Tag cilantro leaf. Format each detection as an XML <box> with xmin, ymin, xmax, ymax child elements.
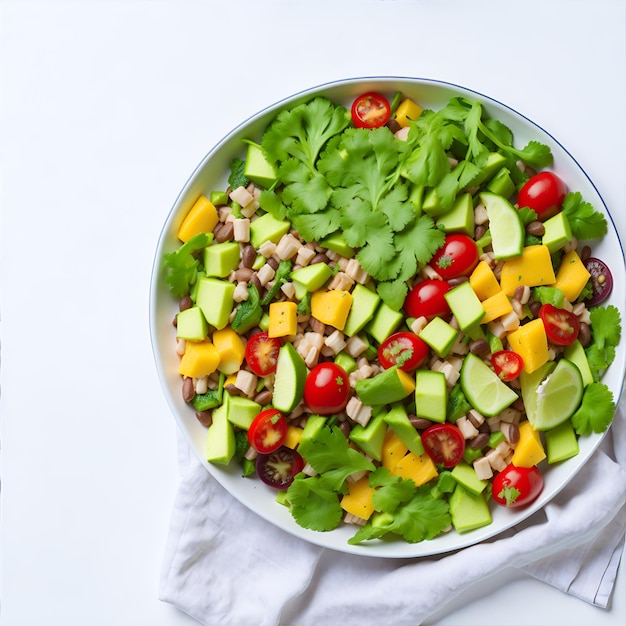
<box><xmin>279</xmin><ymin>159</ymin><xmax>331</xmax><ymax>214</ymax></box>
<box><xmin>376</xmin><ymin>279</ymin><xmax>408</xmax><ymax>312</ymax></box>
<box><xmin>369</xmin><ymin>467</ymin><xmax>415</xmax><ymax>513</ymax></box>
<box><xmin>562</xmin><ymin>192</ymin><xmax>608</xmax><ymax>241</ymax></box>
<box><xmin>163</xmin><ymin>232</ymin><xmax>210</xmax><ymax>298</ymax></box>
<box><xmin>287</xmin><ymin>474</ymin><xmax>344</xmax><ymax>532</ymax></box>
<box><xmin>228</xmin><ymin>157</ymin><xmax>249</xmax><ymax>189</ymax></box>
<box><xmin>589</xmin><ymin>305</ymin><xmax>621</xmax><ymax>352</ymax></box>
<box><xmin>571</xmin><ymin>382</ymin><xmax>616</xmax><ymax>435</ymax></box>
<box><xmin>291</xmin><ymin>208</ymin><xmax>341</xmax><ymax>242</ymax></box>
<box><xmin>258</xmin><ymin>189</ymin><xmax>287</xmax><ymax>220</ymax></box>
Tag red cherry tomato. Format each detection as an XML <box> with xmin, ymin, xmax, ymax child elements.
<box><xmin>303</xmin><ymin>362</ymin><xmax>350</xmax><ymax>416</ymax></box>
<box><xmin>491</xmin><ymin>350</ymin><xmax>524</xmax><ymax>382</ymax></box>
<box><xmin>245</xmin><ymin>332</ymin><xmax>281</xmax><ymax>376</ymax></box>
<box><xmin>247</xmin><ymin>408</ymin><xmax>287</xmax><ymax>454</ymax></box>
<box><xmin>421</xmin><ymin>423</ymin><xmax>465</xmax><ymax>468</ymax></box>
<box><xmin>492</xmin><ymin>463</ymin><xmax>544</xmax><ymax>508</ymax></box>
<box><xmin>378</xmin><ymin>331</ymin><xmax>429</xmax><ymax>372</ymax></box>
<box><xmin>255</xmin><ymin>446</ymin><xmax>304</xmax><ymax>490</ymax></box>
<box><xmin>517</xmin><ymin>172</ymin><xmax>567</xmax><ymax>221</ymax></box>
<box><xmin>583</xmin><ymin>257</ymin><xmax>613</xmax><ymax>306</ymax></box>
<box><xmin>403</xmin><ymin>279</ymin><xmax>451</xmax><ymax>319</ymax></box>
<box><xmin>538</xmin><ymin>303</ymin><xmax>580</xmax><ymax>346</ymax></box>
<box><xmin>428</xmin><ymin>234</ymin><xmax>479</xmax><ymax>280</ymax></box>
<box><xmin>351</xmin><ymin>92</ymin><xmax>391</xmax><ymax>129</ymax></box>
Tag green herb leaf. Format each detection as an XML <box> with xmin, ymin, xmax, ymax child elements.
<box><xmin>163</xmin><ymin>232</ymin><xmax>210</xmax><ymax>298</ymax></box>
<box><xmin>571</xmin><ymin>382</ymin><xmax>616</xmax><ymax>435</ymax></box>
<box><xmin>562</xmin><ymin>192</ymin><xmax>608</xmax><ymax>241</ymax></box>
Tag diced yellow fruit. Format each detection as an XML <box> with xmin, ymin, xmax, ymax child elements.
<box><xmin>340</xmin><ymin>475</ymin><xmax>376</xmax><ymax>520</ymax></box>
<box><xmin>224</xmin><ymin>374</ymin><xmax>237</xmax><ymax>388</ymax></box>
<box><xmin>268</xmin><ymin>301</ymin><xmax>298</xmax><ymax>338</ymax></box>
<box><xmin>500</xmin><ymin>245</ymin><xmax>556</xmax><ymax>296</ymax></box>
<box><xmin>506</xmin><ymin>318</ymin><xmax>549</xmax><ymax>374</ymax></box>
<box><xmin>178</xmin><ymin>341</ymin><xmax>220</xmax><ymax>378</ymax></box>
<box><xmin>177</xmin><ymin>195</ymin><xmax>219</xmax><ymax>243</ymax></box>
<box><xmin>394</xmin><ymin>98</ymin><xmax>423</xmax><ymax>128</ymax></box>
<box><xmin>381</xmin><ymin>429</ymin><xmax>409</xmax><ymax>471</ymax></box>
<box><xmin>481</xmin><ymin>291</ymin><xmax>513</xmax><ymax>324</ymax></box>
<box><xmin>212</xmin><ymin>327</ymin><xmax>245</xmax><ymax>375</ymax></box>
<box><xmin>397</xmin><ymin>368</ymin><xmax>417</xmax><ymax>395</ymax></box>
<box><xmin>550</xmin><ymin>250</ymin><xmax>591</xmax><ymax>302</ymax></box>
<box><xmin>310</xmin><ymin>289</ymin><xmax>353</xmax><ymax>330</ymax></box>
<box><xmin>284</xmin><ymin>425</ymin><xmax>304</xmax><ymax>449</ymax></box>
<box><xmin>511</xmin><ymin>421</ymin><xmax>546</xmax><ymax>468</ymax></box>
<box><xmin>392</xmin><ymin>452</ymin><xmax>439</xmax><ymax>487</ymax></box>
<box><xmin>469</xmin><ymin>261</ymin><xmax>502</xmax><ymax>300</ymax></box>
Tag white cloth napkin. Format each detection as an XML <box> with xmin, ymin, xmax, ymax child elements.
<box><xmin>159</xmin><ymin>395</ymin><xmax>626</xmax><ymax>626</ymax></box>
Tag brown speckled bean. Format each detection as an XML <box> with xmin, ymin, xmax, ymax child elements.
<box><xmin>182</xmin><ymin>377</ymin><xmax>195</xmax><ymax>403</ymax></box>
<box><xmin>253</xmin><ymin>390</ymin><xmax>273</xmax><ymax>406</ymax></box>
<box><xmin>214</xmin><ymin>221</ymin><xmax>234</xmax><ymax>242</ymax></box>
<box><xmin>526</xmin><ymin>220</ymin><xmax>545</xmax><ymax>237</ymax></box>
<box><xmin>241</xmin><ymin>245</ymin><xmax>257</xmax><ymax>268</ymax></box>
<box><xmin>578</xmin><ymin>322</ymin><xmax>592</xmax><ymax>347</ymax></box>
<box><xmin>234</xmin><ymin>267</ymin><xmax>254</xmax><ymax>282</ymax></box>
<box><xmin>195</xmin><ymin>410</ymin><xmax>213</xmax><ymax>427</ymax></box>
<box><xmin>469</xmin><ymin>432</ymin><xmax>490</xmax><ymax>450</ymax></box>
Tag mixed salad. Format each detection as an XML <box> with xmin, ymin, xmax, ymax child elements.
<box><xmin>163</xmin><ymin>88</ymin><xmax>621</xmax><ymax>546</ymax></box>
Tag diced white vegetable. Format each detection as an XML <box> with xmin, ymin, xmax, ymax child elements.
<box><xmin>410</xmin><ymin>316</ymin><xmax>428</xmax><ymax>335</ymax></box>
<box><xmin>485</xmin><ymin>447</ymin><xmax>507</xmax><ymax>472</ymax></box>
<box><xmin>328</xmin><ymin>271</ymin><xmax>355</xmax><ymax>291</ymax></box>
<box><xmin>229</xmin><ymin>185</ymin><xmax>254</xmax><ymax>207</ymax></box>
<box><xmin>275</xmin><ymin>233</ymin><xmax>302</xmax><ymax>260</ymax></box>
<box><xmin>258</xmin><ymin>240</ymin><xmax>276</xmax><ymax>258</ymax></box>
<box><xmin>345</xmin><ymin>335</ymin><xmax>369</xmax><ymax>358</ymax></box>
<box><xmin>468</xmin><ymin>409</ymin><xmax>485</xmax><ymax>426</ymax></box>
<box><xmin>344</xmin><ymin>258</ymin><xmax>369</xmax><ymax>284</ymax></box>
<box><xmin>296</xmin><ymin>245</ymin><xmax>316</xmax><ymax>266</ymax></box>
<box><xmin>346</xmin><ymin>396</ymin><xmax>372</xmax><ymax>427</ymax></box>
<box><xmin>256</xmin><ymin>263</ymin><xmax>276</xmax><ymax>286</ymax></box>
<box><xmin>234</xmin><ymin>370</ymin><xmax>258</xmax><ymax>397</ymax></box>
<box><xmin>324</xmin><ymin>329</ymin><xmax>347</xmax><ymax>355</ymax></box>
<box><xmin>456</xmin><ymin>416</ymin><xmax>479</xmax><ymax>439</ymax></box>
<box><xmin>233</xmin><ymin>218</ymin><xmax>251</xmax><ymax>242</ymax></box>
<box><xmin>233</xmin><ymin>281</ymin><xmax>249</xmax><ymax>303</ymax></box>
<box><xmin>473</xmin><ymin>456</ymin><xmax>493</xmax><ymax>480</ymax></box>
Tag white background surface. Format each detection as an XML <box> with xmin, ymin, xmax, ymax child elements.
<box><xmin>1</xmin><ymin>1</ymin><xmax>624</xmax><ymax>625</ymax></box>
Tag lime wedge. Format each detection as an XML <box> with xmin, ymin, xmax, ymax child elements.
<box><xmin>460</xmin><ymin>352</ymin><xmax>519</xmax><ymax>417</ymax></box>
<box><xmin>520</xmin><ymin>360</ymin><xmax>556</xmax><ymax>423</ymax></box>
<box><xmin>479</xmin><ymin>192</ymin><xmax>524</xmax><ymax>259</ymax></box>
<box><xmin>528</xmin><ymin>358</ymin><xmax>583</xmax><ymax>431</ymax></box>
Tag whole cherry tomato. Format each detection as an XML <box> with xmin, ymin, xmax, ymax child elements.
<box><xmin>403</xmin><ymin>279</ymin><xmax>451</xmax><ymax>319</ymax></box>
<box><xmin>303</xmin><ymin>362</ymin><xmax>350</xmax><ymax>415</ymax></box>
<box><xmin>428</xmin><ymin>234</ymin><xmax>479</xmax><ymax>280</ymax></box>
<box><xmin>351</xmin><ymin>92</ymin><xmax>391</xmax><ymax>129</ymax></box>
<box><xmin>492</xmin><ymin>463</ymin><xmax>544</xmax><ymax>508</ymax></box>
<box><xmin>538</xmin><ymin>303</ymin><xmax>580</xmax><ymax>346</ymax></box>
<box><xmin>378</xmin><ymin>331</ymin><xmax>429</xmax><ymax>372</ymax></box>
<box><xmin>517</xmin><ymin>171</ymin><xmax>567</xmax><ymax>221</ymax></box>
<box><xmin>421</xmin><ymin>423</ymin><xmax>465</xmax><ymax>468</ymax></box>
<box><xmin>491</xmin><ymin>350</ymin><xmax>524</xmax><ymax>381</ymax></box>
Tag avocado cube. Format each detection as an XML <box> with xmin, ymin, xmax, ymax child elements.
<box><xmin>176</xmin><ymin>306</ymin><xmax>208</xmax><ymax>342</ymax></box>
<box><xmin>249</xmin><ymin>213</ymin><xmax>291</xmax><ymax>249</ymax></box>
<box><xmin>225</xmin><ymin>394</ymin><xmax>261</xmax><ymax>430</ymax></box>
<box><xmin>300</xmin><ymin>415</ymin><xmax>327</xmax><ymax>446</ymax></box>
<box><xmin>320</xmin><ymin>232</ymin><xmax>355</xmax><ymax>258</ymax></box>
<box><xmin>196</xmin><ymin>276</ymin><xmax>236</xmax><ymax>330</ymax></box>
<box><xmin>436</xmin><ymin>192</ymin><xmax>475</xmax><ymax>236</ymax></box>
<box><xmin>205</xmin><ymin>397</ymin><xmax>236</xmax><ymax>465</ymax></box>
<box><xmin>291</xmin><ymin>262</ymin><xmax>333</xmax><ymax>292</ymax></box>
<box><xmin>444</xmin><ymin>281</ymin><xmax>485</xmax><ymax>333</ymax></box>
<box><xmin>486</xmin><ymin>167</ymin><xmax>515</xmax><ymax>199</ymax></box>
<box><xmin>244</xmin><ymin>143</ymin><xmax>277</xmax><ymax>189</ymax></box>
<box><xmin>344</xmin><ymin>284</ymin><xmax>381</xmax><ymax>337</ymax></box>
<box><xmin>545</xmin><ymin>421</ymin><xmax>580</xmax><ymax>464</ymax></box>
<box><xmin>415</xmin><ymin>370</ymin><xmax>447</xmax><ymax>423</ymax></box>
<box><xmin>349</xmin><ymin>414</ymin><xmax>387</xmax><ymax>461</ymax></box>
<box><xmin>472</xmin><ymin>152</ymin><xmax>507</xmax><ymax>187</ymax></box>
<box><xmin>382</xmin><ymin>402</ymin><xmax>424</xmax><ymax>455</ymax></box>
<box><xmin>449</xmin><ymin>485</ymin><xmax>492</xmax><ymax>533</ymax></box>
<box><xmin>419</xmin><ymin>317</ymin><xmax>458</xmax><ymax>357</ymax></box>
<box><xmin>365</xmin><ymin>301</ymin><xmax>403</xmax><ymax>344</ymax></box>
<box><xmin>542</xmin><ymin>212</ymin><xmax>573</xmax><ymax>254</ymax></box>
<box><xmin>204</xmin><ymin>242</ymin><xmax>241</xmax><ymax>278</ymax></box>
<box><xmin>450</xmin><ymin>461</ymin><xmax>488</xmax><ymax>495</ymax></box>
<box><xmin>422</xmin><ymin>188</ymin><xmax>449</xmax><ymax>217</ymax></box>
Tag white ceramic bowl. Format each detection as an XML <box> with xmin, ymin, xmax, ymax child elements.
<box><xmin>150</xmin><ymin>77</ymin><xmax>625</xmax><ymax>558</ymax></box>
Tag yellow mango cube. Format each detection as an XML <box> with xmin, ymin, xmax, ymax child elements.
<box><xmin>394</xmin><ymin>98</ymin><xmax>423</xmax><ymax>128</ymax></box>
<box><xmin>381</xmin><ymin>430</ymin><xmax>409</xmax><ymax>471</ymax></box>
<box><xmin>212</xmin><ymin>327</ymin><xmax>245</xmax><ymax>375</ymax></box>
<box><xmin>551</xmin><ymin>250</ymin><xmax>591</xmax><ymax>302</ymax></box>
<box><xmin>268</xmin><ymin>301</ymin><xmax>298</xmax><ymax>338</ymax></box>
<box><xmin>506</xmin><ymin>318</ymin><xmax>549</xmax><ymax>374</ymax></box>
<box><xmin>310</xmin><ymin>289</ymin><xmax>353</xmax><ymax>330</ymax></box>
<box><xmin>341</xmin><ymin>474</ymin><xmax>376</xmax><ymax>520</ymax></box>
<box><xmin>500</xmin><ymin>245</ymin><xmax>556</xmax><ymax>296</ymax></box>
<box><xmin>284</xmin><ymin>425</ymin><xmax>304</xmax><ymax>450</ymax></box>
<box><xmin>178</xmin><ymin>341</ymin><xmax>220</xmax><ymax>378</ymax></box>
<box><xmin>392</xmin><ymin>451</ymin><xmax>439</xmax><ymax>487</ymax></box>
<box><xmin>511</xmin><ymin>421</ymin><xmax>546</xmax><ymax>468</ymax></box>
<box><xmin>177</xmin><ymin>195</ymin><xmax>219</xmax><ymax>243</ymax></box>
<box><xmin>481</xmin><ymin>291</ymin><xmax>513</xmax><ymax>324</ymax></box>
<box><xmin>469</xmin><ymin>261</ymin><xmax>501</xmax><ymax>301</ymax></box>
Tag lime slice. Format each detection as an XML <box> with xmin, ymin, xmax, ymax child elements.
<box><xmin>529</xmin><ymin>358</ymin><xmax>583</xmax><ymax>431</ymax></box>
<box><xmin>460</xmin><ymin>352</ymin><xmax>519</xmax><ymax>417</ymax></box>
<box><xmin>520</xmin><ymin>360</ymin><xmax>556</xmax><ymax>423</ymax></box>
<box><xmin>479</xmin><ymin>192</ymin><xmax>524</xmax><ymax>259</ymax></box>
<box><xmin>272</xmin><ymin>342</ymin><xmax>307</xmax><ymax>413</ymax></box>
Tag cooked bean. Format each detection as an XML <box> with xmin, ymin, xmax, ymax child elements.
<box><xmin>339</xmin><ymin>421</ymin><xmax>352</xmax><ymax>438</ymax></box>
<box><xmin>578</xmin><ymin>322</ymin><xmax>592</xmax><ymax>347</ymax></box>
<box><xmin>179</xmin><ymin>294</ymin><xmax>193</xmax><ymax>311</ymax></box>
<box><xmin>410</xmin><ymin>416</ymin><xmax>433</xmax><ymax>430</ymax></box>
<box><xmin>478</xmin><ymin>421</ymin><xmax>491</xmax><ymax>434</ymax></box>
<box><xmin>250</xmin><ymin>273</ymin><xmax>262</xmax><ymax>293</ymax></box>
<box><xmin>234</xmin><ymin>267</ymin><xmax>254</xmax><ymax>282</ymax></box>
<box><xmin>529</xmin><ymin>301</ymin><xmax>542</xmax><ymax>318</ymax></box>
<box><xmin>241</xmin><ymin>244</ymin><xmax>257</xmax><ymax>268</ymax></box>
<box><xmin>474</xmin><ymin>224</ymin><xmax>487</xmax><ymax>240</ymax></box>
<box><xmin>310</xmin><ymin>253</ymin><xmax>330</xmax><ymax>265</ymax></box>
<box><xmin>469</xmin><ymin>338</ymin><xmax>490</xmax><ymax>357</ymax></box>
<box><xmin>195</xmin><ymin>410</ymin><xmax>213</xmax><ymax>427</ymax></box>
<box><xmin>526</xmin><ymin>220</ymin><xmax>545</xmax><ymax>236</ymax></box>
<box><xmin>447</xmin><ymin>276</ymin><xmax>468</xmax><ymax>287</ymax></box>
<box><xmin>500</xmin><ymin>422</ymin><xmax>520</xmax><ymax>445</ymax></box>
<box><xmin>224</xmin><ymin>383</ymin><xmax>242</xmax><ymax>396</ymax></box>
<box><xmin>182</xmin><ymin>377</ymin><xmax>195</xmax><ymax>403</ymax></box>
<box><xmin>266</xmin><ymin>257</ymin><xmax>279</xmax><ymax>270</ymax></box>
<box><xmin>386</xmin><ymin>119</ymin><xmax>402</xmax><ymax>134</ymax></box>
<box><xmin>580</xmin><ymin>245</ymin><xmax>592</xmax><ymax>262</ymax></box>
<box><xmin>469</xmin><ymin>432</ymin><xmax>490</xmax><ymax>450</ymax></box>
<box><xmin>253</xmin><ymin>390</ymin><xmax>273</xmax><ymax>405</ymax></box>
<box><xmin>214</xmin><ymin>221</ymin><xmax>234</xmax><ymax>242</ymax></box>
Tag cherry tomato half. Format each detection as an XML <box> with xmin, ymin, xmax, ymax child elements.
<box><xmin>538</xmin><ymin>303</ymin><xmax>580</xmax><ymax>346</ymax></box>
<box><xmin>351</xmin><ymin>92</ymin><xmax>391</xmax><ymax>129</ymax></box>
<box><xmin>247</xmin><ymin>408</ymin><xmax>287</xmax><ymax>454</ymax></box>
<box><xmin>303</xmin><ymin>362</ymin><xmax>350</xmax><ymax>416</ymax></box>
<box><xmin>255</xmin><ymin>446</ymin><xmax>304</xmax><ymax>490</ymax></box>
<box><xmin>583</xmin><ymin>257</ymin><xmax>613</xmax><ymax>306</ymax></box>
<box><xmin>421</xmin><ymin>423</ymin><xmax>465</xmax><ymax>468</ymax></box>
<box><xmin>428</xmin><ymin>234</ymin><xmax>479</xmax><ymax>280</ymax></box>
<box><xmin>378</xmin><ymin>331</ymin><xmax>429</xmax><ymax>372</ymax></box>
<box><xmin>245</xmin><ymin>332</ymin><xmax>281</xmax><ymax>376</ymax></box>
<box><xmin>492</xmin><ymin>463</ymin><xmax>544</xmax><ymax>508</ymax></box>
<box><xmin>491</xmin><ymin>350</ymin><xmax>524</xmax><ymax>382</ymax></box>
<box><xmin>403</xmin><ymin>279</ymin><xmax>451</xmax><ymax>319</ymax></box>
<box><xmin>516</xmin><ymin>172</ymin><xmax>567</xmax><ymax>221</ymax></box>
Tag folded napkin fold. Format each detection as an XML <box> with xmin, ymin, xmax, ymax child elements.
<box><xmin>160</xmin><ymin>395</ymin><xmax>626</xmax><ymax>626</ymax></box>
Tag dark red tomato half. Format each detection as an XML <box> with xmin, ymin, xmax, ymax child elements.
<box><xmin>378</xmin><ymin>331</ymin><xmax>429</xmax><ymax>372</ymax></box>
<box><xmin>538</xmin><ymin>303</ymin><xmax>580</xmax><ymax>346</ymax></box>
<box><xmin>245</xmin><ymin>332</ymin><xmax>281</xmax><ymax>376</ymax></box>
<box><xmin>428</xmin><ymin>234</ymin><xmax>479</xmax><ymax>280</ymax></box>
<box><xmin>247</xmin><ymin>408</ymin><xmax>287</xmax><ymax>454</ymax></box>
<box><xmin>303</xmin><ymin>362</ymin><xmax>350</xmax><ymax>416</ymax></box>
<box><xmin>351</xmin><ymin>92</ymin><xmax>391</xmax><ymax>129</ymax></box>
<box><xmin>492</xmin><ymin>463</ymin><xmax>544</xmax><ymax>508</ymax></box>
<box><xmin>517</xmin><ymin>172</ymin><xmax>567</xmax><ymax>221</ymax></box>
<box><xmin>255</xmin><ymin>446</ymin><xmax>304</xmax><ymax>490</ymax></box>
<box><xmin>421</xmin><ymin>423</ymin><xmax>465</xmax><ymax>468</ymax></box>
<box><xmin>491</xmin><ymin>350</ymin><xmax>524</xmax><ymax>382</ymax></box>
<box><xmin>404</xmin><ymin>279</ymin><xmax>451</xmax><ymax>319</ymax></box>
<box><xmin>583</xmin><ymin>257</ymin><xmax>613</xmax><ymax>306</ymax></box>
